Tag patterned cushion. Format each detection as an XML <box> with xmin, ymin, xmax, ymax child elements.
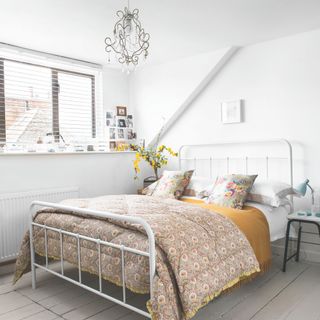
<box><xmin>207</xmin><ymin>174</ymin><xmax>257</xmax><ymax>209</ymax></box>
<box><xmin>142</xmin><ymin>170</ymin><xmax>194</xmax><ymax>199</ymax></box>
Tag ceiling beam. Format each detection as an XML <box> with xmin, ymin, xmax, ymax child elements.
<box><xmin>148</xmin><ymin>46</ymin><xmax>239</xmax><ymax>148</ymax></box>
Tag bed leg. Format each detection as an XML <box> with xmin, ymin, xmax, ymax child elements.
<box><xmin>30</xmin><ymin>205</ymin><xmax>37</xmax><ymax>289</ymax></box>
<box><xmin>31</xmin><ymin>257</ymin><xmax>36</xmax><ymax>289</ymax></box>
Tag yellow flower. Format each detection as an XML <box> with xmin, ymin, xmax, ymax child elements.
<box><xmin>158</xmin><ymin>145</ymin><xmax>165</xmax><ymax>152</ymax></box>
<box><xmin>132</xmin><ymin>144</ymin><xmax>177</xmax><ymax>179</ymax></box>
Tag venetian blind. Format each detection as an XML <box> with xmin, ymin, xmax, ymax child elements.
<box><xmin>0</xmin><ymin>43</ymin><xmax>103</xmax><ymax>151</ymax></box>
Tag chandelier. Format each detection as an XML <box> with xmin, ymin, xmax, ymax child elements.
<box><xmin>104</xmin><ymin>1</ymin><xmax>150</xmax><ymax>70</ymax></box>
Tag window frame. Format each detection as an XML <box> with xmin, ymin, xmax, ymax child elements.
<box><xmin>0</xmin><ymin>57</ymin><xmax>96</xmax><ymax>146</ymax></box>
<box><xmin>0</xmin><ymin>58</ymin><xmax>5</xmax><ymax>145</ymax></box>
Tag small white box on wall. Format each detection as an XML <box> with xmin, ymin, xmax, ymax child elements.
<box><xmin>221</xmin><ymin>99</ymin><xmax>243</xmax><ymax>124</ymax></box>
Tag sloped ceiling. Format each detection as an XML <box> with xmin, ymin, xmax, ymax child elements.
<box><xmin>0</xmin><ymin>0</ymin><xmax>320</xmax><ymax>66</ymax></box>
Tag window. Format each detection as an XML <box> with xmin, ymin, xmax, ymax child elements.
<box><xmin>0</xmin><ymin>45</ymin><xmax>102</xmax><ymax>152</ymax></box>
<box><xmin>2</xmin><ymin>60</ymin><xmax>53</xmax><ymax>145</ymax></box>
<box><xmin>57</xmin><ymin>72</ymin><xmax>95</xmax><ymax>143</ymax></box>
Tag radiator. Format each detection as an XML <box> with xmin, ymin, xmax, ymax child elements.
<box><xmin>0</xmin><ymin>187</ymin><xmax>79</xmax><ymax>263</ymax></box>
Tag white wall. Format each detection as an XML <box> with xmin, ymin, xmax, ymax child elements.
<box><xmin>0</xmin><ymin>153</ymin><xmax>138</xmax><ymax>197</ymax></box>
<box><xmin>103</xmin><ymin>67</ymin><xmax>129</xmax><ymax>113</ymax></box>
<box><xmin>130</xmin><ymin>29</ymin><xmax>320</xmax><ymax>189</ymax></box>
<box><xmin>129</xmin><ymin>48</ymin><xmax>230</xmax><ymax>142</ymax></box>
<box><xmin>0</xmin><ymin>67</ymin><xmax>133</xmax><ymax>197</ymax></box>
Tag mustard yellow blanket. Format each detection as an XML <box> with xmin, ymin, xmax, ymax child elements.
<box><xmin>181</xmin><ymin>198</ymin><xmax>272</xmax><ymax>272</ymax></box>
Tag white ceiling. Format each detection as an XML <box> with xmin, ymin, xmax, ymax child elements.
<box><xmin>1</xmin><ymin>0</ymin><xmax>320</xmax><ymax>66</ymax></box>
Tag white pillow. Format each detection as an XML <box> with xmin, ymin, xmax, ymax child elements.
<box><xmin>182</xmin><ymin>176</ymin><xmax>214</xmax><ymax>197</ymax></box>
<box><xmin>246</xmin><ymin>180</ymin><xmax>300</xmax><ymax>207</ymax></box>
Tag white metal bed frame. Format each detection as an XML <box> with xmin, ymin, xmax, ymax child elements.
<box><xmin>29</xmin><ymin>139</ymin><xmax>293</xmax><ymax>319</ymax></box>
<box><xmin>179</xmin><ymin>139</ymin><xmax>293</xmax><ymax>186</ymax></box>
<box><xmin>29</xmin><ymin>201</ymin><xmax>156</xmax><ymax>318</ymax></box>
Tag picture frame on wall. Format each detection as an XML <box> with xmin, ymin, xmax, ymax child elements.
<box><xmin>106</xmin><ymin>117</ymin><xmax>116</xmax><ymax>127</ymax></box>
<box><xmin>221</xmin><ymin>100</ymin><xmax>243</xmax><ymax>124</ymax></box>
<box><xmin>117</xmin><ymin>128</ymin><xmax>125</xmax><ymax>139</ymax></box>
<box><xmin>109</xmin><ymin>128</ymin><xmax>116</xmax><ymax>140</ymax></box>
<box><xmin>116</xmin><ymin>141</ymin><xmax>129</xmax><ymax>151</ymax></box>
<box><xmin>106</xmin><ymin>110</ymin><xmax>114</xmax><ymax>119</ymax></box>
<box><xmin>116</xmin><ymin>106</ymin><xmax>127</xmax><ymax>116</ymax></box>
<box><xmin>127</xmin><ymin>115</ymin><xmax>133</xmax><ymax>128</ymax></box>
<box><xmin>127</xmin><ymin>129</ymin><xmax>134</xmax><ymax>140</ymax></box>
<box><xmin>118</xmin><ymin>119</ymin><xmax>126</xmax><ymax>127</ymax></box>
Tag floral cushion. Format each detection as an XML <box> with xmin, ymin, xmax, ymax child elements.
<box><xmin>142</xmin><ymin>170</ymin><xmax>194</xmax><ymax>199</ymax></box>
<box><xmin>207</xmin><ymin>174</ymin><xmax>257</xmax><ymax>209</ymax></box>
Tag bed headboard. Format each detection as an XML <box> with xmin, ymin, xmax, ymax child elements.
<box><xmin>178</xmin><ymin>139</ymin><xmax>293</xmax><ymax>187</ymax></box>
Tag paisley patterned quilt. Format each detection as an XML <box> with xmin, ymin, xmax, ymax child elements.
<box><xmin>14</xmin><ymin>195</ymin><xmax>260</xmax><ymax>320</ymax></box>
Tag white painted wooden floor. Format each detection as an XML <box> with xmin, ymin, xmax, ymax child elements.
<box><xmin>0</xmin><ymin>254</ymin><xmax>319</xmax><ymax>320</ymax></box>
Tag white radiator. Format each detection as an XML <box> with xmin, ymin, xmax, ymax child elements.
<box><xmin>0</xmin><ymin>187</ymin><xmax>79</xmax><ymax>263</ymax></box>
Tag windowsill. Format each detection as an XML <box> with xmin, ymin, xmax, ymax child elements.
<box><xmin>0</xmin><ymin>151</ymin><xmax>135</xmax><ymax>156</ymax></box>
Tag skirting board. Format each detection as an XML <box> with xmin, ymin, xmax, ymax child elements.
<box><xmin>0</xmin><ymin>261</ymin><xmax>15</xmax><ymax>276</ymax></box>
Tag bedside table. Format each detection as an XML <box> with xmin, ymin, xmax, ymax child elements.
<box><xmin>282</xmin><ymin>211</ymin><xmax>320</xmax><ymax>272</ymax></box>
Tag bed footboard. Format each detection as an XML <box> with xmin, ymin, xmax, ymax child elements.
<box><xmin>29</xmin><ymin>201</ymin><xmax>156</xmax><ymax>318</ymax></box>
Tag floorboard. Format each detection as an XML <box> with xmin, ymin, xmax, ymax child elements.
<box><xmin>215</xmin><ymin>264</ymin><xmax>308</xmax><ymax>320</ymax></box>
<box><xmin>0</xmin><ymin>302</ymin><xmax>45</xmax><ymax>320</ymax></box>
<box><xmin>0</xmin><ymin>292</ymin><xmax>31</xmax><ymax>316</ymax></box>
<box><xmin>0</xmin><ymin>257</ymin><xmax>319</xmax><ymax>320</ymax></box>
<box><xmin>251</xmin><ymin>265</ymin><xmax>320</xmax><ymax>320</ymax></box>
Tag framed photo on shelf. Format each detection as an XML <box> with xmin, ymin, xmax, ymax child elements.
<box><xmin>127</xmin><ymin>115</ymin><xmax>133</xmax><ymax>128</ymax></box>
<box><xmin>106</xmin><ymin>117</ymin><xmax>116</xmax><ymax>127</ymax></box>
<box><xmin>221</xmin><ymin>100</ymin><xmax>243</xmax><ymax>124</ymax></box>
<box><xmin>117</xmin><ymin>128</ymin><xmax>125</xmax><ymax>139</ymax></box>
<box><xmin>106</xmin><ymin>110</ymin><xmax>114</xmax><ymax>119</ymax></box>
<box><xmin>116</xmin><ymin>141</ymin><xmax>129</xmax><ymax>151</ymax></box>
<box><xmin>118</xmin><ymin>119</ymin><xmax>126</xmax><ymax>128</ymax></box>
<box><xmin>127</xmin><ymin>129</ymin><xmax>134</xmax><ymax>140</ymax></box>
<box><xmin>109</xmin><ymin>128</ymin><xmax>116</xmax><ymax>140</ymax></box>
<box><xmin>116</xmin><ymin>106</ymin><xmax>127</xmax><ymax>117</ymax></box>
<box><xmin>109</xmin><ymin>141</ymin><xmax>116</xmax><ymax>151</ymax></box>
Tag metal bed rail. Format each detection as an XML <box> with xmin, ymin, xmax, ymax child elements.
<box><xmin>179</xmin><ymin>139</ymin><xmax>293</xmax><ymax>185</ymax></box>
<box><xmin>29</xmin><ymin>201</ymin><xmax>156</xmax><ymax>318</ymax></box>
<box><xmin>178</xmin><ymin>139</ymin><xmax>294</xmax><ymax>205</ymax></box>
